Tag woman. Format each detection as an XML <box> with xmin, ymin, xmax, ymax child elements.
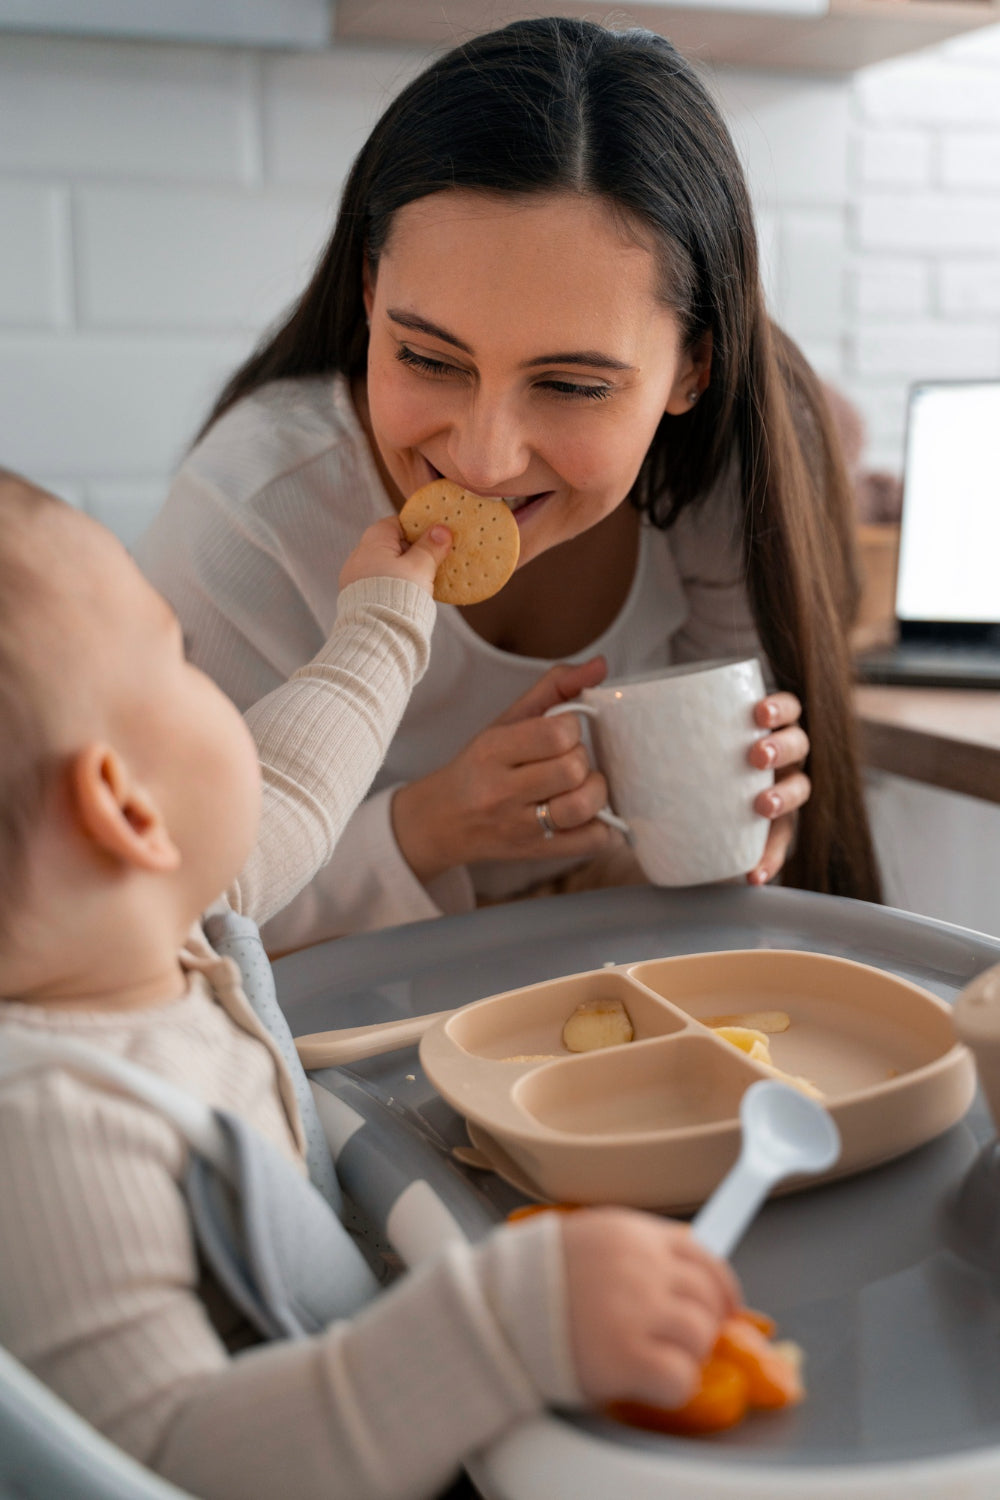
<box><xmin>139</xmin><ymin>17</ymin><xmax>880</xmax><ymax>952</ymax></box>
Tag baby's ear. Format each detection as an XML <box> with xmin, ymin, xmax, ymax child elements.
<box><xmin>70</xmin><ymin>742</ymin><xmax>180</xmax><ymax>873</ymax></box>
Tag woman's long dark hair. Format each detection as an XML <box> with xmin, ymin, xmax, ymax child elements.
<box><xmin>202</xmin><ymin>17</ymin><xmax>881</xmax><ymax>901</ymax></box>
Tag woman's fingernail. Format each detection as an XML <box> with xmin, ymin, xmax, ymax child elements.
<box><xmin>765</xmin><ymin>791</ymin><xmax>782</xmax><ymax>816</ymax></box>
<box><xmin>748</xmin><ymin>866</ymin><xmax>768</xmax><ymax>885</ymax></box>
<box><xmin>429</xmin><ymin>525</ymin><xmax>450</xmax><ymax>543</ymax></box>
<box><xmin>760</xmin><ymin>741</ymin><xmax>777</xmax><ymax>767</ymax></box>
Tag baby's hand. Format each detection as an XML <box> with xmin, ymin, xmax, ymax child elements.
<box><xmin>561</xmin><ymin>1207</ymin><xmax>741</xmax><ymax>1409</ymax></box>
<box><xmin>339</xmin><ymin>517</ymin><xmax>452</xmax><ymax>595</ymax></box>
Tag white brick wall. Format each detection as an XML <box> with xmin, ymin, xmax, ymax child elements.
<box><xmin>2</xmin><ymin>24</ymin><xmax>998</xmax><ymax>519</ymax></box>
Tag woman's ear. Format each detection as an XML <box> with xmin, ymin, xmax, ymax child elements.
<box><xmin>70</xmin><ymin>743</ymin><xmax>181</xmax><ymax>874</ymax></box>
<box><xmin>665</xmin><ymin>330</ymin><xmax>713</xmax><ymax>415</ymax></box>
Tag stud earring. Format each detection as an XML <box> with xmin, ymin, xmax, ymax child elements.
<box><xmin>687</xmin><ymin>389</ymin><xmax>700</xmax><ymax>404</ymax></box>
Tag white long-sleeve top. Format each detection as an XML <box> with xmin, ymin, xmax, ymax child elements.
<box><xmin>0</xmin><ymin>577</ymin><xmax>580</xmax><ymax>1500</ymax></box>
<box><xmin>137</xmin><ymin>374</ymin><xmax>763</xmax><ymax>952</ymax></box>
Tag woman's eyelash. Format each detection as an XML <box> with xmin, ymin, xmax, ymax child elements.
<box><xmin>543</xmin><ymin>380</ymin><xmax>612</xmax><ymax>401</ymax></box>
<box><xmin>395</xmin><ymin>345</ymin><xmax>456</xmax><ymax>378</ymax></box>
<box><xmin>395</xmin><ymin>343</ymin><xmax>612</xmax><ymax>400</ymax></box>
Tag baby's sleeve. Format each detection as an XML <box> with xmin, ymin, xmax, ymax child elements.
<box><xmin>228</xmin><ymin>576</ymin><xmax>436</xmax><ymax>929</ymax></box>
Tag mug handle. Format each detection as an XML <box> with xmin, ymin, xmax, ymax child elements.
<box><xmin>544</xmin><ymin>702</ymin><xmax>632</xmax><ymax>839</ymax></box>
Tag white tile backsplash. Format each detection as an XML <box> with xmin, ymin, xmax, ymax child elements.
<box><xmin>0</xmin><ymin>180</ymin><xmax>70</xmax><ymax>326</ymax></box>
<box><xmin>75</xmin><ymin>184</ymin><xmax>332</xmax><ymax>330</ymax></box>
<box><xmin>0</xmin><ymin>36</ymin><xmax>258</xmax><ymax>181</ymax></box>
<box><xmin>0</xmin><ymin>332</ymin><xmax>253</xmax><ymax>473</ymax></box>
<box><xmin>0</xmin><ymin>26</ymin><xmax>998</xmax><ymax>514</ymax></box>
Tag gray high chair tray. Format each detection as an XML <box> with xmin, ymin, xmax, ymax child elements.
<box><xmin>275</xmin><ymin>884</ymin><xmax>1000</xmax><ymax>1500</ymax></box>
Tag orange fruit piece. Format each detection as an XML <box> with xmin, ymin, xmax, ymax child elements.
<box><xmin>608</xmin><ymin>1357</ymin><xmax>749</xmax><ymax>1436</ymax></box>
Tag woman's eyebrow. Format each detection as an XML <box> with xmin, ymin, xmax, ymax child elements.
<box><xmin>388</xmin><ymin>308</ymin><xmax>472</xmax><ymax>353</ymax></box>
<box><xmin>386</xmin><ymin>307</ymin><xmax>635</xmax><ymax>373</ymax></box>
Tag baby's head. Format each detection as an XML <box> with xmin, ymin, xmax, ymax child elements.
<box><xmin>0</xmin><ymin>474</ymin><xmax>260</xmax><ymax>985</ymax></box>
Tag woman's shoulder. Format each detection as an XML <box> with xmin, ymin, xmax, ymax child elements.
<box><xmin>181</xmin><ymin>374</ymin><xmax>374</xmax><ymax>519</ymax></box>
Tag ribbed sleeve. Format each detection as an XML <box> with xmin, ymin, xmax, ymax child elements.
<box><xmin>229</xmin><ymin>576</ymin><xmax>435</xmax><ymax>927</ymax></box>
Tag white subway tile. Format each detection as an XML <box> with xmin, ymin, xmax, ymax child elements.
<box><xmin>852</xmin><ymin>320</ymin><xmax>1000</xmax><ymax>379</ymax></box>
<box><xmin>0</xmin><ymin>36</ymin><xmax>256</xmax><ymax>181</ymax></box>
<box><xmin>85</xmin><ymin>479</ymin><xmax>169</xmax><ymax>548</ymax></box>
<box><xmin>35</xmin><ymin>478</ymin><xmax>85</xmax><ymax>509</ymax></box>
<box><xmin>76</xmin><ymin>185</ymin><xmax>331</xmax><ymax>330</ymax></box>
<box><xmin>857</xmin><ymin>192</ymin><xmax>1000</xmax><ymax>252</ymax></box>
<box><xmin>840</xmin><ymin>378</ymin><xmax>909</xmax><ymax>466</ymax></box>
<box><xmin>856</xmin><ymin>57</ymin><xmax>1000</xmax><ymax>128</ymax></box>
<box><xmin>940</xmin><ymin>131</ymin><xmax>1000</xmax><ymax>189</ymax></box>
<box><xmin>0</xmin><ymin>333</ymin><xmax>252</xmax><ymax>476</ymax></box>
<box><xmin>717</xmin><ymin>71</ymin><xmax>850</xmax><ymax>205</ymax></box>
<box><xmin>856</xmin><ymin>129</ymin><xmax>931</xmax><ymax>187</ymax></box>
<box><xmin>0</xmin><ymin>180</ymin><xmax>70</xmax><ymax>327</ymax></box>
<box><xmin>939</xmin><ymin>260</ymin><xmax>1000</xmax><ymax>315</ymax></box>
<box><xmin>851</xmin><ymin>258</ymin><xmax>930</xmax><ymax>316</ymax></box>
<box><xmin>940</xmin><ymin>23</ymin><xmax>1000</xmax><ymax>66</ymax></box>
<box><xmin>262</xmin><ymin>45</ymin><xmax>430</xmax><ymax>187</ymax></box>
<box><xmin>774</xmin><ymin>210</ymin><xmax>846</xmax><ymax>344</ymax></box>
<box><xmin>793</xmin><ymin>338</ymin><xmax>844</xmax><ymax>385</ymax></box>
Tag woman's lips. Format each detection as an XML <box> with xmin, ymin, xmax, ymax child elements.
<box><xmin>506</xmin><ymin>492</ymin><xmax>550</xmax><ymax>527</ymax></box>
<box><xmin>424</xmin><ymin>465</ymin><xmax>551</xmax><ymax>527</ymax></box>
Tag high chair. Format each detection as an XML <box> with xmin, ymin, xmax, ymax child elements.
<box><xmin>5</xmin><ymin>885</ymin><xmax>1000</xmax><ymax>1500</ymax></box>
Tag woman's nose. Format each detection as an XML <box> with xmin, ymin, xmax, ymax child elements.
<box><xmin>446</xmin><ymin>393</ymin><xmax>530</xmax><ymax>495</ymax></box>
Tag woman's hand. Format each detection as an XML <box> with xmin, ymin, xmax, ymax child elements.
<box><xmin>746</xmin><ymin>691</ymin><xmax>811</xmax><ymax>885</ymax></box>
<box><xmin>391</xmin><ymin>656</ymin><xmax>622</xmax><ymax>882</ymax></box>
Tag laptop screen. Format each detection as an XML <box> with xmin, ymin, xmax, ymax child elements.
<box><xmin>895</xmin><ymin>381</ymin><xmax>1000</xmax><ymax>626</ymax></box>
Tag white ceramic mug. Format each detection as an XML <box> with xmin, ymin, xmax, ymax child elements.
<box><xmin>547</xmin><ymin>657</ymin><xmax>774</xmax><ymax>886</ymax></box>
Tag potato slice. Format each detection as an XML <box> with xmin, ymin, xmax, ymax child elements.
<box><xmin>702</xmin><ymin>1010</ymin><xmax>791</xmax><ymax>1034</ymax></box>
<box><xmin>562</xmin><ymin>998</ymin><xmax>634</xmax><ymax>1053</ymax></box>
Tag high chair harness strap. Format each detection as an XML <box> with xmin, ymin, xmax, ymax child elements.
<box><xmin>0</xmin><ymin>1028</ymin><xmax>379</xmax><ymax>1342</ymax></box>
<box><xmin>202</xmin><ymin>908</ymin><xmax>341</xmax><ymax>1211</ymax></box>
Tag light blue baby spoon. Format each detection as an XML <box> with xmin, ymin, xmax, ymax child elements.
<box><xmin>691</xmin><ymin>1079</ymin><xmax>842</xmax><ymax>1259</ymax></box>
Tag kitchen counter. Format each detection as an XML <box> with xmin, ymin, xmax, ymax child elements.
<box><xmin>855</xmin><ymin>683</ymin><xmax>1000</xmax><ymax>805</ymax></box>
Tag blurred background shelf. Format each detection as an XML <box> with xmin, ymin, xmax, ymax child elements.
<box><xmin>334</xmin><ymin>0</ymin><xmax>1000</xmax><ymax>74</ymax></box>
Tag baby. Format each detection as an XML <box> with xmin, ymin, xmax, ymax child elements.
<box><xmin>0</xmin><ymin>474</ymin><xmax>739</xmax><ymax>1500</ymax></box>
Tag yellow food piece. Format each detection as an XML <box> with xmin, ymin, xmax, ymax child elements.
<box><xmin>562</xmin><ymin>999</ymin><xmax>635</xmax><ymax>1053</ymax></box>
<box><xmin>712</xmin><ymin>1026</ymin><xmax>824</xmax><ymax>1099</ymax></box>
<box><xmin>703</xmin><ymin>1010</ymin><xmax>791</xmax><ymax>1034</ymax></box>
<box><xmin>712</xmin><ymin>1026</ymin><xmax>771</xmax><ymax>1055</ymax></box>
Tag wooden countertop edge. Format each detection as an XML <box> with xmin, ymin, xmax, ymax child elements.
<box><xmin>856</xmin><ymin>709</ymin><xmax>1000</xmax><ymax>805</ymax></box>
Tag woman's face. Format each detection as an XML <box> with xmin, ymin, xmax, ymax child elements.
<box><xmin>363</xmin><ymin>190</ymin><xmax>707</xmax><ymax>567</ymax></box>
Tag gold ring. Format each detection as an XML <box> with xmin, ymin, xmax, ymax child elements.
<box><xmin>535</xmin><ymin>801</ymin><xmax>558</xmax><ymax>839</ymax></box>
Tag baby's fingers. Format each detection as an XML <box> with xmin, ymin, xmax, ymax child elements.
<box><xmin>406</xmin><ymin>522</ymin><xmax>453</xmax><ymax>580</ymax></box>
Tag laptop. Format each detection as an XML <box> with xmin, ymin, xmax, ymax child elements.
<box><xmin>856</xmin><ymin>379</ymin><xmax>1000</xmax><ymax>689</ymax></box>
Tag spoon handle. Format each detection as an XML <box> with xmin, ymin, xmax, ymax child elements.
<box><xmin>689</xmin><ymin>1153</ymin><xmax>774</xmax><ymax>1260</ymax></box>
<box><xmin>295</xmin><ymin>1007</ymin><xmax>457</xmax><ymax>1069</ymax></box>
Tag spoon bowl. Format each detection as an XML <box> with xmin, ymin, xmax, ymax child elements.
<box><xmin>691</xmin><ymin>1079</ymin><xmax>841</xmax><ymax>1259</ymax></box>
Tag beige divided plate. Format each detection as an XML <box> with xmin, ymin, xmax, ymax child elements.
<box><xmin>420</xmin><ymin>949</ymin><xmax>976</xmax><ymax>1211</ymax></box>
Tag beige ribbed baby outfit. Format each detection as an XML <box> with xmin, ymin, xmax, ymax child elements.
<box><xmin>0</xmin><ymin>576</ymin><xmax>579</xmax><ymax>1500</ymax></box>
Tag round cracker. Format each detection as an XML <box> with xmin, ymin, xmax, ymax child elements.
<box><xmin>398</xmin><ymin>480</ymin><xmax>520</xmax><ymax>605</ymax></box>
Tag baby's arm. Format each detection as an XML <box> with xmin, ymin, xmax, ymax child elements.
<box><xmin>227</xmin><ymin>519</ymin><xmax>451</xmax><ymax>927</ymax></box>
